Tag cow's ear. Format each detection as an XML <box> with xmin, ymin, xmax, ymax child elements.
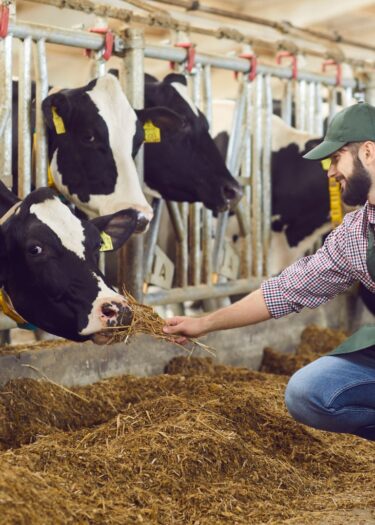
<box><xmin>41</xmin><ymin>92</ymin><xmax>72</xmax><ymax>133</ymax></box>
<box><xmin>135</xmin><ymin>107</ymin><xmax>186</xmax><ymax>133</ymax></box>
<box><xmin>91</xmin><ymin>209</ymin><xmax>139</xmax><ymax>251</ymax></box>
<box><xmin>145</xmin><ymin>73</ymin><xmax>158</xmax><ymax>83</ymax></box>
<box><xmin>163</xmin><ymin>73</ymin><xmax>187</xmax><ymax>86</ymax></box>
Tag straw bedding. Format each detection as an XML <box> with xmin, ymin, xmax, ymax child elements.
<box><xmin>0</xmin><ymin>326</ymin><xmax>374</xmax><ymax>524</ymax></box>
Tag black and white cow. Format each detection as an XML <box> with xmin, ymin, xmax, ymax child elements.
<box><xmin>0</xmin><ymin>181</ymin><xmax>141</xmax><ymax>343</ymax></box>
<box><xmin>139</xmin><ymin>73</ymin><xmax>243</xmax><ymax>213</ymax></box>
<box><xmin>211</xmin><ymin>100</ymin><xmax>331</xmax><ymax>275</ymax></box>
<box><xmin>12</xmin><ymin>74</ymin><xmax>153</xmax><ymax>227</ymax></box>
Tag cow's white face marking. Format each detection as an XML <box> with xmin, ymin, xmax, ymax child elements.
<box><xmin>271</xmin><ymin>114</ymin><xmax>320</xmax><ymax>152</ymax></box>
<box><xmin>269</xmin><ymin>222</ymin><xmax>333</xmax><ymax>275</ymax></box>
<box><xmin>84</xmin><ymin>75</ymin><xmax>153</xmax><ymax>219</ymax></box>
<box><xmin>30</xmin><ymin>197</ymin><xmax>86</xmax><ymax>259</ymax></box>
<box><xmin>79</xmin><ymin>273</ymin><xmax>124</xmax><ymax>335</ymax></box>
<box><xmin>171</xmin><ymin>82</ymin><xmax>199</xmax><ymax>116</ymax></box>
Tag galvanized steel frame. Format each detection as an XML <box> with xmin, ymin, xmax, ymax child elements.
<box><xmin>0</xmin><ymin>19</ymin><xmax>365</xmax><ymax>314</ymax></box>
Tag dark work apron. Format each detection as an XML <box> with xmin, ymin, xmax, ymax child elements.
<box><xmin>329</xmin><ymin>226</ymin><xmax>375</xmax><ymax>356</ymax></box>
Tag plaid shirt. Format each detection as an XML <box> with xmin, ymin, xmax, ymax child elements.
<box><xmin>261</xmin><ymin>202</ymin><xmax>375</xmax><ymax>318</ymax></box>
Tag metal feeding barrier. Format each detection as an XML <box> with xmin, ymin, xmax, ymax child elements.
<box><xmin>0</xmin><ymin>6</ymin><xmax>367</xmax><ymax>327</ymax></box>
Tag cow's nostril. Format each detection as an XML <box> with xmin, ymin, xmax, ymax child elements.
<box><xmin>117</xmin><ymin>304</ymin><xmax>133</xmax><ymax>326</ymax></box>
<box><xmin>102</xmin><ymin>302</ymin><xmax>117</xmax><ymax>318</ymax></box>
<box><xmin>223</xmin><ymin>183</ymin><xmax>243</xmax><ymax>202</ymax></box>
<box><xmin>135</xmin><ymin>214</ymin><xmax>149</xmax><ymax>233</ymax></box>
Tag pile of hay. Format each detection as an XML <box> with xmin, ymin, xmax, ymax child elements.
<box><xmin>0</xmin><ymin>341</ymin><xmax>375</xmax><ymax>524</ymax></box>
<box><xmin>105</xmin><ymin>291</ymin><xmax>211</xmax><ymax>353</ymax></box>
<box><xmin>260</xmin><ymin>325</ymin><xmax>348</xmax><ymax>375</ymax></box>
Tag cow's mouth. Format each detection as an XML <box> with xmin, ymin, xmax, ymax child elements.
<box><xmin>91</xmin><ymin>330</ymin><xmax>113</xmax><ymax>345</ymax></box>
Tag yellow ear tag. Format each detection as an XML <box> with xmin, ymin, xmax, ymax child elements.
<box><xmin>321</xmin><ymin>158</ymin><xmax>331</xmax><ymax>171</ymax></box>
<box><xmin>0</xmin><ymin>289</ymin><xmax>28</xmax><ymax>326</ymax></box>
<box><xmin>47</xmin><ymin>165</ymin><xmax>56</xmax><ymax>188</ymax></box>
<box><xmin>143</xmin><ymin>120</ymin><xmax>161</xmax><ymax>143</ymax></box>
<box><xmin>52</xmin><ymin>106</ymin><xmax>66</xmax><ymax>135</ymax></box>
<box><xmin>100</xmin><ymin>231</ymin><xmax>113</xmax><ymax>252</ymax></box>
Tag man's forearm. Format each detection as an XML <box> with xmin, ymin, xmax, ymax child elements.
<box><xmin>203</xmin><ymin>288</ymin><xmax>272</xmax><ymax>333</ymax></box>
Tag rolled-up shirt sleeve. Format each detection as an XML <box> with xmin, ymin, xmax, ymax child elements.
<box><xmin>261</xmin><ymin>218</ymin><xmax>358</xmax><ymax>318</ymax></box>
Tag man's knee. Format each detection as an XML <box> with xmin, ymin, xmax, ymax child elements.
<box><xmin>284</xmin><ymin>360</ymin><xmax>333</xmax><ymax>429</ymax></box>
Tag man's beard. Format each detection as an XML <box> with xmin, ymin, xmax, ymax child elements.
<box><xmin>342</xmin><ymin>156</ymin><xmax>372</xmax><ymax>206</ymax></box>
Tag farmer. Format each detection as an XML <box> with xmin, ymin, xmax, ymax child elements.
<box><xmin>164</xmin><ymin>101</ymin><xmax>375</xmax><ymax>441</ymax></box>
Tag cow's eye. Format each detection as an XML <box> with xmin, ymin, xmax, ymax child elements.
<box><xmin>28</xmin><ymin>245</ymin><xmax>43</xmax><ymax>256</ymax></box>
<box><xmin>85</xmin><ymin>134</ymin><xmax>95</xmax><ymax>143</ymax></box>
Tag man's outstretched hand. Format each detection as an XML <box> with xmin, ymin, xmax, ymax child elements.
<box><xmin>163</xmin><ymin>316</ymin><xmax>210</xmax><ymax>344</ymax></box>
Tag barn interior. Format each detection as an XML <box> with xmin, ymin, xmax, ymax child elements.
<box><xmin>0</xmin><ymin>1</ymin><xmax>375</xmax><ymax>524</ymax></box>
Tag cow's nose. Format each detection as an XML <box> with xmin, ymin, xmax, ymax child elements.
<box><xmin>100</xmin><ymin>300</ymin><xmax>133</xmax><ymax>327</ymax></box>
<box><xmin>223</xmin><ymin>182</ymin><xmax>244</xmax><ymax>209</ymax></box>
<box><xmin>135</xmin><ymin>212</ymin><xmax>150</xmax><ymax>233</ymax></box>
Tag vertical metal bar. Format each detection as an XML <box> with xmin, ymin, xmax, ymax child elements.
<box><xmin>212</xmin><ymin>82</ymin><xmax>246</xmax><ymax>274</ymax></box>
<box><xmin>189</xmin><ymin>67</ymin><xmax>202</xmax><ymax>285</ymax></box>
<box><xmin>175</xmin><ymin>201</ymin><xmax>188</xmax><ymax>287</ymax></box>
<box><xmin>203</xmin><ymin>64</ymin><xmax>212</xmax><ymax>126</ymax></box>
<box><xmin>306</xmin><ymin>81</ymin><xmax>315</xmax><ymax>134</ymax></box>
<box><xmin>34</xmin><ymin>38</ymin><xmax>49</xmax><ymax>188</ymax></box>
<box><xmin>262</xmin><ymin>74</ymin><xmax>272</xmax><ymax>277</ymax></box>
<box><xmin>295</xmin><ymin>79</ymin><xmax>307</xmax><ymax>130</ymax></box>
<box><xmin>237</xmin><ymin>80</ymin><xmax>252</xmax><ymax>279</ymax></box>
<box><xmin>91</xmin><ymin>52</ymin><xmax>106</xmax><ymax>78</ymax></box>
<box><xmin>18</xmin><ymin>37</ymin><xmax>33</xmax><ymax>199</ymax></box>
<box><xmin>201</xmin><ymin>64</ymin><xmax>213</xmax><ymax>285</ymax></box>
<box><xmin>252</xmin><ymin>73</ymin><xmax>263</xmax><ymax>277</ymax></box>
<box><xmin>144</xmin><ymin>198</ymin><xmax>164</xmax><ymax>278</ymax></box>
<box><xmin>328</xmin><ymin>86</ymin><xmax>338</xmax><ymax>122</ymax></box>
<box><xmin>202</xmin><ymin>208</ymin><xmax>212</xmax><ymax>284</ymax></box>
<box><xmin>342</xmin><ymin>86</ymin><xmax>353</xmax><ymax>107</ymax></box>
<box><xmin>118</xmin><ymin>28</ymin><xmax>145</xmax><ymax>300</ymax></box>
<box><xmin>0</xmin><ymin>35</ymin><xmax>13</xmax><ymax>188</ymax></box>
<box><xmin>188</xmin><ymin>202</ymin><xmax>201</xmax><ymax>285</ymax></box>
<box><xmin>281</xmin><ymin>79</ymin><xmax>292</xmax><ymax>125</ymax></box>
<box><xmin>314</xmin><ymin>82</ymin><xmax>324</xmax><ymax>136</ymax></box>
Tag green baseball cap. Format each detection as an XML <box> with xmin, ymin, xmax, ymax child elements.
<box><xmin>303</xmin><ymin>102</ymin><xmax>375</xmax><ymax>160</ymax></box>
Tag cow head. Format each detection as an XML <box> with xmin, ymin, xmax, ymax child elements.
<box><xmin>0</xmin><ymin>183</ymin><xmax>141</xmax><ymax>343</ymax></box>
<box><xmin>42</xmin><ymin>74</ymin><xmax>153</xmax><ymax>230</ymax></box>
<box><xmin>137</xmin><ymin>73</ymin><xmax>243</xmax><ymax>213</ymax></box>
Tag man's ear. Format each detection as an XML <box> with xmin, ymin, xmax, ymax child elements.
<box><xmin>135</xmin><ymin>107</ymin><xmax>186</xmax><ymax>133</ymax></box>
<box><xmin>41</xmin><ymin>92</ymin><xmax>71</xmax><ymax>133</ymax></box>
<box><xmin>91</xmin><ymin>209</ymin><xmax>139</xmax><ymax>251</ymax></box>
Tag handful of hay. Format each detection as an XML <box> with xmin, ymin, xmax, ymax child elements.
<box><xmin>105</xmin><ymin>290</ymin><xmax>214</xmax><ymax>355</ymax></box>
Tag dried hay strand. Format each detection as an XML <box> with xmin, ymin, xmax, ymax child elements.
<box><xmin>0</xmin><ymin>328</ymin><xmax>375</xmax><ymax>524</ymax></box>
<box><xmin>105</xmin><ymin>290</ymin><xmax>215</xmax><ymax>355</ymax></box>
<box><xmin>260</xmin><ymin>325</ymin><xmax>348</xmax><ymax>375</ymax></box>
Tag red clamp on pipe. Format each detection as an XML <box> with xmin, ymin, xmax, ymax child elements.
<box><xmin>0</xmin><ymin>4</ymin><xmax>10</xmax><ymax>39</ymax></box>
<box><xmin>170</xmin><ymin>42</ymin><xmax>196</xmax><ymax>73</ymax></box>
<box><xmin>322</xmin><ymin>59</ymin><xmax>342</xmax><ymax>86</ymax></box>
<box><xmin>235</xmin><ymin>53</ymin><xmax>257</xmax><ymax>82</ymax></box>
<box><xmin>85</xmin><ymin>28</ymin><xmax>114</xmax><ymax>61</ymax></box>
<box><xmin>276</xmin><ymin>51</ymin><xmax>297</xmax><ymax>80</ymax></box>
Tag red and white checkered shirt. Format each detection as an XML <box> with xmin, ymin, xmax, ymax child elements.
<box><xmin>261</xmin><ymin>202</ymin><xmax>375</xmax><ymax>318</ymax></box>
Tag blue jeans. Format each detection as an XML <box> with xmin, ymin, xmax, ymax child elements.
<box><xmin>285</xmin><ymin>348</ymin><xmax>375</xmax><ymax>440</ymax></box>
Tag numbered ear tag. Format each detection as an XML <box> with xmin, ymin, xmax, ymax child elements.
<box><xmin>143</xmin><ymin>120</ymin><xmax>161</xmax><ymax>143</ymax></box>
<box><xmin>100</xmin><ymin>231</ymin><xmax>113</xmax><ymax>252</ymax></box>
<box><xmin>52</xmin><ymin>106</ymin><xmax>66</xmax><ymax>135</ymax></box>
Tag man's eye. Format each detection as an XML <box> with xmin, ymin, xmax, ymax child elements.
<box><xmin>28</xmin><ymin>245</ymin><xmax>43</xmax><ymax>256</ymax></box>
